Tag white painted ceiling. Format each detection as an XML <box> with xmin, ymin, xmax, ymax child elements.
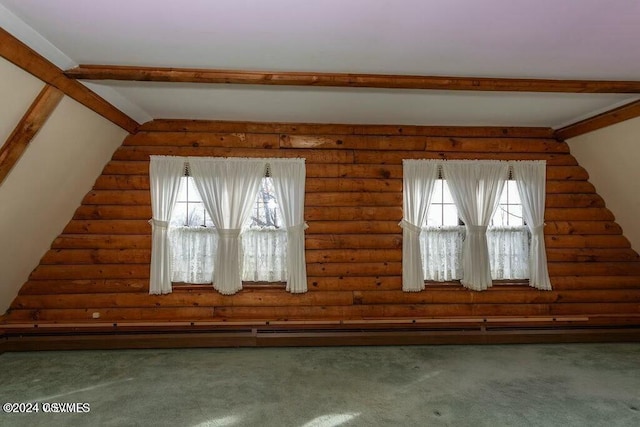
<box><xmin>1</xmin><ymin>0</ymin><xmax>639</xmax><ymax>127</ymax></box>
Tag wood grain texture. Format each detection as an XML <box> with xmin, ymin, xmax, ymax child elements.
<box><xmin>66</xmin><ymin>65</ymin><xmax>640</xmax><ymax>94</ymax></box>
<box><xmin>0</xmin><ymin>84</ymin><xmax>63</xmax><ymax>184</ymax></box>
<box><xmin>0</xmin><ymin>28</ymin><xmax>138</xmax><ymax>133</ymax></box>
<box><xmin>138</xmin><ymin>119</ymin><xmax>554</xmax><ymax>138</ymax></box>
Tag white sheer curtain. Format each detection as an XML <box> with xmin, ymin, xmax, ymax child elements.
<box><xmin>169</xmin><ymin>227</ymin><xmax>288</xmax><ymax>283</ymax></box>
<box><xmin>149</xmin><ymin>156</ymin><xmax>185</xmax><ymax>295</ymax></box>
<box><xmin>189</xmin><ymin>158</ymin><xmax>265</xmax><ymax>295</ymax></box>
<box><xmin>241</xmin><ymin>228</ymin><xmax>288</xmax><ymax>282</ymax></box>
<box><xmin>487</xmin><ymin>226</ymin><xmax>530</xmax><ymax>280</ymax></box>
<box><xmin>421</xmin><ymin>226</ymin><xmax>464</xmax><ymax>281</ymax></box>
<box><xmin>400</xmin><ymin>159</ymin><xmax>439</xmax><ymax>291</ymax></box>
<box><xmin>442</xmin><ymin>161</ymin><xmax>509</xmax><ymax>291</ymax></box>
<box><xmin>270</xmin><ymin>158</ymin><xmax>308</xmax><ymax>293</ymax></box>
<box><xmin>512</xmin><ymin>161</ymin><xmax>552</xmax><ymax>290</ymax></box>
<box><xmin>421</xmin><ymin>226</ymin><xmax>529</xmax><ymax>282</ymax></box>
<box><xmin>169</xmin><ymin>227</ymin><xmax>217</xmax><ymax>284</ymax></box>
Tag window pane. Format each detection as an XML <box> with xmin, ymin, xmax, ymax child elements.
<box><xmin>508</xmin><ymin>180</ymin><xmax>520</xmax><ymax>203</ymax></box>
<box><xmin>431</xmin><ymin>180</ymin><xmax>444</xmax><ymax>204</ymax></box>
<box><xmin>508</xmin><ymin>205</ymin><xmax>524</xmax><ymax>226</ymax></box>
<box><xmin>186</xmin><ymin>202</ymin><xmax>206</xmax><ymax>227</ymax></box>
<box><xmin>442</xmin><ymin>180</ymin><xmax>454</xmax><ymax>204</ymax></box>
<box><xmin>249</xmin><ymin>177</ymin><xmax>283</xmax><ymax>229</ymax></box>
<box><xmin>426</xmin><ymin>205</ymin><xmax>443</xmax><ymax>227</ymax></box>
<box><xmin>442</xmin><ymin>204</ymin><xmax>459</xmax><ymax>226</ymax></box>
<box><xmin>499</xmin><ymin>183</ymin><xmax>508</xmax><ymax>204</ymax></box>
<box><xmin>187</xmin><ymin>177</ymin><xmax>202</xmax><ymax>202</ymax></box>
<box><xmin>171</xmin><ymin>203</ymin><xmax>188</xmax><ymax>227</ymax></box>
<box><xmin>177</xmin><ymin>177</ymin><xmax>188</xmax><ymax>202</ymax></box>
<box><xmin>491</xmin><ymin>205</ymin><xmax>507</xmax><ymax>227</ymax></box>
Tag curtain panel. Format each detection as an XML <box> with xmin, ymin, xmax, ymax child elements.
<box><xmin>270</xmin><ymin>158</ymin><xmax>309</xmax><ymax>293</ymax></box>
<box><xmin>400</xmin><ymin>160</ymin><xmax>440</xmax><ymax>291</ymax></box>
<box><xmin>189</xmin><ymin>158</ymin><xmax>267</xmax><ymax>295</ymax></box>
<box><xmin>511</xmin><ymin>160</ymin><xmax>552</xmax><ymax>290</ymax></box>
<box><xmin>148</xmin><ymin>156</ymin><xmax>186</xmax><ymax>295</ymax></box>
<box><xmin>442</xmin><ymin>161</ymin><xmax>509</xmax><ymax>291</ymax></box>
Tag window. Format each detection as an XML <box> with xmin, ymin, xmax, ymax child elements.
<box><xmin>421</xmin><ymin>177</ymin><xmax>530</xmax><ymax>282</ymax></box>
<box><xmin>401</xmin><ymin>159</ymin><xmax>550</xmax><ymax>292</ymax></box>
<box><xmin>168</xmin><ymin>174</ymin><xmax>287</xmax><ymax>285</ymax></box>
<box><xmin>149</xmin><ymin>156</ymin><xmax>308</xmax><ymax>295</ymax></box>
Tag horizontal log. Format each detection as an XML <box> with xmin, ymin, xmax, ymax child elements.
<box><xmin>551</xmin><ymin>276</ymin><xmax>640</xmax><ymax>290</ymax></box>
<box><xmin>30</xmin><ymin>264</ymin><xmax>151</xmax><ymax>280</ymax></box>
<box><xmin>19</xmin><ymin>280</ymin><xmax>150</xmax><ymax>295</ymax></box>
<box><xmin>90</xmin><ymin>175</ymin><xmax>593</xmax><ymax>194</ymax></box>
<box><xmin>307</xmin><ymin>262</ymin><xmax>401</xmax><ymax>277</ymax></box>
<box><xmin>546</xmin><ymin>181</ymin><xmax>595</xmax><ymax>194</ymax></box>
<box><xmin>123</xmin><ymin>132</ymin><xmax>279</xmax><ymax>148</ymax></box>
<box><xmin>354</xmin><ymin>151</ymin><xmax>578</xmax><ymax>165</ymax></box>
<box><xmin>547</xmin><ymin>262</ymin><xmax>640</xmax><ymax>276</ymax></box>
<box><xmin>306</xmin><ymin>249</ymin><xmax>402</xmax><ymax>263</ymax></box>
<box><xmin>11</xmin><ymin>290</ymin><xmax>354</xmax><ymax>310</ymax></box>
<box><xmin>308</xmin><ymin>276</ymin><xmax>402</xmax><ymax>291</ymax></box>
<box><xmin>52</xmin><ymin>235</ymin><xmax>152</xmax><ymax>249</ymax></box>
<box><xmin>306</xmin><ymin>192</ymin><xmax>401</xmax><ymax>207</ymax></box>
<box><xmin>73</xmin><ymin>205</ymin><xmax>152</xmax><ymax>220</ymax></box>
<box><xmin>354</xmin><ymin>289</ymin><xmax>640</xmax><ymax>305</ymax></box>
<box><xmin>307</xmin><ymin>221</ymin><xmax>400</xmax><ymax>234</ymax></box>
<box><xmin>63</xmin><ymin>220</ymin><xmax>151</xmax><ymax>235</ymax></box>
<box><xmin>545</xmin><ymin>248</ymin><xmax>639</xmax><ymax>263</ymax></box>
<box><xmin>102</xmin><ymin>161</ymin><xmax>149</xmax><ymax>175</ymax></box>
<box><xmin>544</xmin><ymin>235</ymin><xmax>631</xmax><ymax>248</ymax></box>
<box><xmin>546</xmin><ymin>166</ymin><xmax>589</xmax><ymax>181</ymax></box>
<box><xmin>305</xmin><ymin>234</ymin><xmax>402</xmax><ymax>250</ymax></box>
<box><xmin>549</xmin><ymin>303</ymin><xmax>640</xmax><ymax>316</ymax></box>
<box><xmin>282</xmin><ymin>134</ymin><xmax>568</xmax><ymax>153</ymax></box>
<box><xmin>137</xmin><ymin>119</ymin><xmax>555</xmax><ymax>138</ymax></box>
<box><xmin>112</xmin><ymin>146</ymin><xmax>354</xmax><ymax>163</ymax></box>
<box><xmin>41</xmin><ymin>249</ymin><xmax>152</xmax><ymax>265</ymax></box>
<box><xmin>544</xmin><ymin>208</ymin><xmax>614</xmax><ymax>221</ymax></box>
<box><xmin>545</xmin><ymin>194</ymin><xmax>604</xmax><ymax>208</ymax></box>
<box><xmin>543</xmin><ymin>221</ymin><xmax>621</xmax><ymax>235</ymax></box>
<box><xmin>94</xmin><ymin>176</ymin><xmax>150</xmax><ymax>191</ymax></box>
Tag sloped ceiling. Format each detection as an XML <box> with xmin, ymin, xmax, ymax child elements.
<box><xmin>1</xmin><ymin>0</ymin><xmax>639</xmax><ymax>127</ymax></box>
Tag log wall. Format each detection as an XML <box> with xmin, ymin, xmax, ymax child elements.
<box><xmin>4</xmin><ymin>121</ymin><xmax>640</xmax><ymax>327</ymax></box>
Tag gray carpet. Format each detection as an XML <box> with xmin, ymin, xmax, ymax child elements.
<box><xmin>0</xmin><ymin>343</ymin><xmax>639</xmax><ymax>426</ymax></box>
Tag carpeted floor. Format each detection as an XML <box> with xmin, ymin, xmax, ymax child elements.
<box><xmin>0</xmin><ymin>343</ymin><xmax>639</xmax><ymax>426</ymax></box>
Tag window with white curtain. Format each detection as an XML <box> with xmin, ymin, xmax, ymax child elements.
<box><xmin>420</xmin><ymin>177</ymin><xmax>530</xmax><ymax>282</ymax></box>
<box><xmin>168</xmin><ymin>172</ymin><xmax>287</xmax><ymax>285</ymax></box>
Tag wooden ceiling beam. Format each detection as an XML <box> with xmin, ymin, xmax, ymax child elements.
<box><xmin>0</xmin><ymin>84</ymin><xmax>63</xmax><ymax>184</ymax></box>
<box><xmin>0</xmin><ymin>28</ymin><xmax>138</xmax><ymax>133</ymax></box>
<box><xmin>554</xmin><ymin>99</ymin><xmax>640</xmax><ymax>140</ymax></box>
<box><xmin>66</xmin><ymin>65</ymin><xmax>640</xmax><ymax>94</ymax></box>
<box><xmin>138</xmin><ymin>119</ymin><xmax>555</xmax><ymax>138</ymax></box>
